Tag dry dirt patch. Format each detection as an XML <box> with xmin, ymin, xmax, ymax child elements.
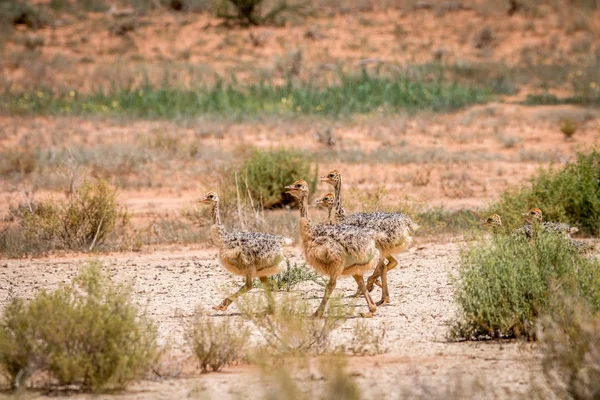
<box><xmin>0</xmin><ymin>240</ymin><xmax>546</xmax><ymax>398</ymax></box>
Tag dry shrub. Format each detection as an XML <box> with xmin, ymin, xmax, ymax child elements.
<box><xmin>260</xmin><ymin>356</ymin><xmax>361</xmax><ymax>400</ymax></box>
<box><xmin>213</xmin><ymin>0</ymin><xmax>309</xmax><ymax>26</ymax></box>
<box><xmin>0</xmin><ymin>148</ymin><xmax>37</xmax><ymax>177</ymax></box>
<box><xmin>239</xmin><ymin>293</ymin><xmax>347</xmax><ymax>355</ymax></box>
<box><xmin>344</xmin><ymin>320</ymin><xmax>388</xmax><ymax>356</ymax></box>
<box><xmin>186</xmin><ymin>312</ymin><xmax>249</xmax><ymax>373</ymax></box>
<box><xmin>343</xmin><ymin>185</ymin><xmax>389</xmax><ymax>213</ymax></box>
<box><xmin>539</xmin><ymin>295</ymin><xmax>600</xmax><ymax>399</ymax></box>
<box><xmin>0</xmin><ymin>179</ymin><xmax>124</xmax><ymax>257</ymax></box>
<box><xmin>0</xmin><ymin>262</ymin><xmax>158</xmax><ymax>391</ymax></box>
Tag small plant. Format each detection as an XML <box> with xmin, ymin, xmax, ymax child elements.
<box><xmin>451</xmin><ymin>231</ymin><xmax>600</xmax><ymax>339</ymax></box>
<box><xmin>187</xmin><ymin>313</ymin><xmax>249</xmax><ymax>373</ymax></box>
<box><xmin>0</xmin><ymin>262</ymin><xmax>158</xmax><ymax>391</ymax></box>
<box><xmin>559</xmin><ymin>118</ymin><xmax>578</xmax><ymax>139</ymax></box>
<box><xmin>473</xmin><ymin>26</ymin><xmax>493</xmax><ymax>49</ymax></box>
<box><xmin>214</xmin><ymin>0</ymin><xmax>309</xmax><ymax>26</ymax></box>
<box><xmin>0</xmin><ymin>148</ymin><xmax>37</xmax><ymax>177</ymax></box>
<box><xmin>238</xmin><ymin>293</ymin><xmax>348</xmax><ymax>355</ymax></box>
<box><xmin>264</xmin><ymin>260</ymin><xmax>325</xmax><ymax>292</ymax></box>
<box><xmin>258</xmin><ymin>355</ymin><xmax>362</xmax><ymax>400</ymax></box>
<box><xmin>344</xmin><ymin>320</ymin><xmax>388</xmax><ymax>356</ymax></box>
<box><xmin>240</xmin><ymin>148</ymin><xmax>318</xmax><ymax>209</ymax></box>
<box><xmin>539</xmin><ymin>295</ymin><xmax>600</xmax><ymax>400</ymax></box>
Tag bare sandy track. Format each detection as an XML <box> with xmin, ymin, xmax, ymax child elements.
<box><xmin>0</xmin><ymin>241</ymin><xmax>546</xmax><ymax>399</ymax></box>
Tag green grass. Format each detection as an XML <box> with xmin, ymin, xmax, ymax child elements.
<box><xmin>1</xmin><ymin>71</ymin><xmax>496</xmax><ymax>119</ymax></box>
<box><xmin>451</xmin><ymin>231</ymin><xmax>600</xmax><ymax>340</ymax></box>
<box><xmin>524</xmin><ymin>93</ymin><xmax>600</xmax><ymax>106</ymax></box>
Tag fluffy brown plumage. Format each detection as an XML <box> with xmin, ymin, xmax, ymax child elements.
<box><xmin>285</xmin><ymin>180</ymin><xmax>380</xmax><ymax>318</ymax></box>
<box><xmin>200</xmin><ymin>191</ymin><xmax>292</xmax><ymax>311</ymax></box>
<box><xmin>321</xmin><ymin>170</ymin><xmax>418</xmax><ymax>305</ymax></box>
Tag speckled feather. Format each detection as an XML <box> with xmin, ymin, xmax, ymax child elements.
<box><xmin>219</xmin><ymin>230</ymin><xmax>291</xmax><ymax>265</ymax></box>
<box><xmin>310</xmin><ymin>222</ymin><xmax>379</xmax><ymax>264</ymax></box>
<box><xmin>318</xmin><ymin>173</ymin><xmax>418</xmax><ymax>255</ymax></box>
<box><xmin>202</xmin><ymin>191</ymin><xmax>290</xmax><ymax>277</ymax></box>
<box><xmin>287</xmin><ymin>180</ymin><xmax>380</xmax><ymax>276</ymax></box>
<box><xmin>342</xmin><ymin>211</ymin><xmax>419</xmax><ymax>252</ymax></box>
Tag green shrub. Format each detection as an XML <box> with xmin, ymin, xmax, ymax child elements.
<box><xmin>240</xmin><ymin>148</ymin><xmax>317</xmax><ymax>209</ymax></box>
<box><xmin>539</xmin><ymin>296</ymin><xmax>600</xmax><ymax>400</ymax></box>
<box><xmin>559</xmin><ymin>118</ymin><xmax>578</xmax><ymax>139</ymax></box>
<box><xmin>0</xmin><ymin>263</ymin><xmax>158</xmax><ymax>391</ymax></box>
<box><xmin>186</xmin><ymin>313</ymin><xmax>249</xmax><ymax>373</ymax></box>
<box><xmin>451</xmin><ymin>231</ymin><xmax>600</xmax><ymax>339</ymax></box>
<box><xmin>0</xmin><ymin>179</ymin><xmax>123</xmax><ymax>257</ymax></box>
<box><xmin>265</xmin><ymin>260</ymin><xmax>325</xmax><ymax>291</ymax></box>
<box><xmin>491</xmin><ymin>151</ymin><xmax>600</xmax><ymax>235</ymax></box>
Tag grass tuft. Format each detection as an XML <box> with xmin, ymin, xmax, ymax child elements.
<box><xmin>539</xmin><ymin>295</ymin><xmax>600</xmax><ymax>399</ymax></box>
<box><xmin>265</xmin><ymin>259</ymin><xmax>325</xmax><ymax>291</ymax></box>
<box><xmin>239</xmin><ymin>293</ymin><xmax>348</xmax><ymax>355</ymax></box>
<box><xmin>186</xmin><ymin>312</ymin><xmax>249</xmax><ymax>373</ymax></box>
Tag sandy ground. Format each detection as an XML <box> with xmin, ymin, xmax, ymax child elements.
<box><xmin>0</xmin><ymin>239</ymin><xmax>548</xmax><ymax>399</ymax></box>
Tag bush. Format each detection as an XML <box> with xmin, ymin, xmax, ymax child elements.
<box><xmin>0</xmin><ymin>179</ymin><xmax>123</xmax><ymax>257</ymax></box>
<box><xmin>491</xmin><ymin>151</ymin><xmax>600</xmax><ymax>235</ymax></box>
<box><xmin>344</xmin><ymin>320</ymin><xmax>388</xmax><ymax>356</ymax></box>
<box><xmin>238</xmin><ymin>294</ymin><xmax>347</xmax><ymax>355</ymax></box>
<box><xmin>0</xmin><ymin>148</ymin><xmax>37</xmax><ymax>177</ymax></box>
<box><xmin>265</xmin><ymin>260</ymin><xmax>325</xmax><ymax>292</ymax></box>
<box><xmin>61</xmin><ymin>179</ymin><xmax>119</xmax><ymax>249</ymax></box>
<box><xmin>187</xmin><ymin>313</ymin><xmax>249</xmax><ymax>373</ymax></box>
<box><xmin>0</xmin><ymin>263</ymin><xmax>158</xmax><ymax>391</ymax></box>
<box><xmin>0</xmin><ymin>0</ymin><xmax>49</xmax><ymax>30</ymax></box>
<box><xmin>213</xmin><ymin>0</ymin><xmax>309</xmax><ymax>26</ymax></box>
<box><xmin>560</xmin><ymin>118</ymin><xmax>578</xmax><ymax>139</ymax></box>
<box><xmin>451</xmin><ymin>231</ymin><xmax>600</xmax><ymax>339</ymax></box>
<box><xmin>240</xmin><ymin>148</ymin><xmax>317</xmax><ymax>209</ymax></box>
<box><xmin>539</xmin><ymin>297</ymin><xmax>600</xmax><ymax>400</ymax></box>
<box><xmin>258</xmin><ymin>356</ymin><xmax>361</xmax><ymax>400</ymax></box>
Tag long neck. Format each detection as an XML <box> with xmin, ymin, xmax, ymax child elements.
<box><xmin>333</xmin><ymin>180</ymin><xmax>346</xmax><ymax>223</ymax></box>
<box><xmin>327</xmin><ymin>206</ymin><xmax>333</xmax><ymax>224</ymax></box>
<box><xmin>297</xmin><ymin>193</ymin><xmax>312</xmax><ymax>242</ymax></box>
<box><xmin>211</xmin><ymin>201</ymin><xmax>225</xmax><ymax>244</ymax></box>
<box><xmin>298</xmin><ymin>193</ymin><xmax>308</xmax><ymax>219</ymax></box>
